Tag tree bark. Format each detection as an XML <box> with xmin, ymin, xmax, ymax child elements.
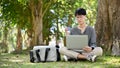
<box><xmin>16</xmin><ymin>27</ymin><xmax>22</xmax><ymax>52</ymax></box>
<box><xmin>29</xmin><ymin>0</ymin><xmax>43</xmax><ymax>48</ymax></box>
<box><xmin>1</xmin><ymin>27</ymin><xmax>8</xmax><ymax>53</ymax></box>
<box><xmin>95</xmin><ymin>0</ymin><xmax>120</xmax><ymax>55</ymax></box>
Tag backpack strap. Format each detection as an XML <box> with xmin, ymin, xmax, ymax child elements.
<box><xmin>44</xmin><ymin>48</ymin><xmax>50</xmax><ymax>62</ymax></box>
<box><xmin>56</xmin><ymin>45</ymin><xmax>61</xmax><ymax>61</ymax></box>
<box><xmin>29</xmin><ymin>50</ymin><xmax>35</xmax><ymax>63</ymax></box>
<box><xmin>35</xmin><ymin>49</ymin><xmax>41</xmax><ymax>62</ymax></box>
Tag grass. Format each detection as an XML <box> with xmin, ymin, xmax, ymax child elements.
<box><xmin>0</xmin><ymin>52</ymin><xmax>120</xmax><ymax>68</ymax></box>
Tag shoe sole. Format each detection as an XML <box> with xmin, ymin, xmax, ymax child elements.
<box><xmin>63</xmin><ymin>56</ymin><xmax>68</xmax><ymax>61</ymax></box>
<box><xmin>92</xmin><ymin>55</ymin><xmax>97</xmax><ymax>62</ymax></box>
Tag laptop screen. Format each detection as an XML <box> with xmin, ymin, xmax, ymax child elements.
<box><xmin>66</xmin><ymin>35</ymin><xmax>88</xmax><ymax>50</ymax></box>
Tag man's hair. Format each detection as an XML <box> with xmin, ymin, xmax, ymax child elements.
<box><xmin>75</xmin><ymin>8</ymin><xmax>86</xmax><ymax>16</ymax></box>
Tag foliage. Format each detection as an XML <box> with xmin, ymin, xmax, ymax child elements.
<box><xmin>81</xmin><ymin>0</ymin><xmax>97</xmax><ymax>26</ymax></box>
<box><xmin>1</xmin><ymin>0</ymin><xmax>31</xmax><ymax>29</ymax></box>
<box><xmin>56</xmin><ymin>0</ymin><xmax>97</xmax><ymax>26</ymax></box>
<box><xmin>0</xmin><ymin>0</ymin><xmax>98</xmax><ymax>52</ymax></box>
<box><xmin>43</xmin><ymin>9</ymin><xmax>55</xmax><ymax>44</ymax></box>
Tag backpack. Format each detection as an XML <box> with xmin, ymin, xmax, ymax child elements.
<box><xmin>29</xmin><ymin>45</ymin><xmax>61</xmax><ymax>63</ymax></box>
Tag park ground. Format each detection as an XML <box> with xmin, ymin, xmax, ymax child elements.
<box><xmin>0</xmin><ymin>51</ymin><xmax>120</xmax><ymax>68</ymax></box>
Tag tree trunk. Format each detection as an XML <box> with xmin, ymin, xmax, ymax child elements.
<box><xmin>16</xmin><ymin>27</ymin><xmax>22</xmax><ymax>52</ymax></box>
<box><xmin>26</xmin><ymin>29</ymin><xmax>33</xmax><ymax>49</ymax></box>
<box><xmin>64</xmin><ymin>14</ymin><xmax>73</xmax><ymax>46</ymax></box>
<box><xmin>67</xmin><ymin>14</ymin><xmax>72</xmax><ymax>26</ymax></box>
<box><xmin>95</xmin><ymin>0</ymin><xmax>120</xmax><ymax>55</ymax></box>
<box><xmin>1</xmin><ymin>27</ymin><xmax>8</xmax><ymax>53</ymax></box>
<box><xmin>29</xmin><ymin>0</ymin><xmax>43</xmax><ymax>48</ymax></box>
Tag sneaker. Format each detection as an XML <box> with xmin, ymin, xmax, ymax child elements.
<box><xmin>63</xmin><ymin>55</ymin><xmax>68</xmax><ymax>61</ymax></box>
<box><xmin>87</xmin><ymin>55</ymin><xmax>97</xmax><ymax>62</ymax></box>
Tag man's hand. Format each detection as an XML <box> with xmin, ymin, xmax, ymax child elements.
<box><xmin>83</xmin><ymin>46</ymin><xmax>92</xmax><ymax>52</ymax></box>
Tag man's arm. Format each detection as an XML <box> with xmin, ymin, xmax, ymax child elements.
<box><xmin>89</xmin><ymin>28</ymin><xmax>97</xmax><ymax>50</ymax></box>
<box><xmin>83</xmin><ymin>28</ymin><xmax>97</xmax><ymax>52</ymax></box>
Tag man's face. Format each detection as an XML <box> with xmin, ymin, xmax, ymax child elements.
<box><xmin>76</xmin><ymin>15</ymin><xmax>86</xmax><ymax>25</ymax></box>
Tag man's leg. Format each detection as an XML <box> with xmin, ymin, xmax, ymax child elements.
<box><xmin>83</xmin><ymin>47</ymin><xmax>103</xmax><ymax>56</ymax></box>
<box><xmin>59</xmin><ymin>47</ymin><xmax>101</xmax><ymax>62</ymax></box>
<box><xmin>59</xmin><ymin>47</ymin><xmax>79</xmax><ymax>59</ymax></box>
<box><xmin>80</xmin><ymin>47</ymin><xmax>103</xmax><ymax>62</ymax></box>
<box><xmin>92</xmin><ymin>47</ymin><xmax>103</xmax><ymax>56</ymax></box>
<box><xmin>59</xmin><ymin>47</ymin><xmax>89</xmax><ymax>60</ymax></box>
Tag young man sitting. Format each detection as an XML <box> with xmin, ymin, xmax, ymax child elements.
<box><xmin>59</xmin><ymin>8</ymin><xmax>103</xmax><ymax>62</ymax></box>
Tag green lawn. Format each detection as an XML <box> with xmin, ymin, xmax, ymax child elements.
<box><xmin>0</xmin><ymin>53</ymin><xmax>120</xmax><ymax>68</ymax></box>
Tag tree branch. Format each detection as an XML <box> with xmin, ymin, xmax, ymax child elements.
<box><xmin>42</xmin><ymin>1</ymin><xmax>52</xmax><ymax>17</ymax></box>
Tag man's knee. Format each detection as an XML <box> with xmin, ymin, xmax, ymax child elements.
<box><xmin>93</xmin><ymin>47</ymin><xmax>103</xmax><ymax>56</ymax></box>
<box><xmin>59</xmin><ymin>47</ymin><xmax>67</xmax><ymax>54</ymax></box>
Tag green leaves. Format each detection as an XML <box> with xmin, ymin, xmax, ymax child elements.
<box><xmin>0</xmin><ymin>0</ymin><xmax>98</xmax><ymax>45</ymax></box>
<box><xmin>1</xmin><ymin>0</ymin><xmax>31</xmax><ymax>29</ymax></box>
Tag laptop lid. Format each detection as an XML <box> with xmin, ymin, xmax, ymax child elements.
<box><xmin>66</xmin><ymin>35</ymin><xmax>88</xmax><ymax>50</ymax></box>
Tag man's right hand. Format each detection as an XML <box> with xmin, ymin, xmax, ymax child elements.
<box><xmin>83</xmin><ymin>46</ymin><xmax>92</xmax><ymax>52</ymax></box>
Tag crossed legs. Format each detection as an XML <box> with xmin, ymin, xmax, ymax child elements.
<box><xmin>59</xmin><ymin>47</ymin><xmax>103</xmax><ymax>60</ymax></box>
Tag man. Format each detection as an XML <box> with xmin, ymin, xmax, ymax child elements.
<box><xmin>59</xmin><ymin>8</ymin><xmax>103</xmax><ymax>62</ymax></box>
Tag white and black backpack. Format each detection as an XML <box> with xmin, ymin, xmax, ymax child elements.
<box><xmin>29</xmin><ymin>45</ymin><xmax>61</xmax><ymax>63</ymax></box>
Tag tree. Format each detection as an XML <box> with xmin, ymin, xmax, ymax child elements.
<box><xmin>0</xmin><ymin>0</ymin><xmax>31</xmax><ymax>52</ymax></box>
<box><xmin>95</xmin><ymin>0</ymin><xmax>120</xmax><ymax>55</ymax></box>
<box><xmin>27</xmin><ymin>0</ymin><xmax>57</xmax><ymax>48</ymax></box>
<box><xmin>0</xmin><ymin>0</ymin><xmax>58</xmax><ymax>50</ymax></box>
<box><xmin>0</xmin><ymin>0</ymin><xmax>98</xmax><ymax>52</ymax></box>
<box><xmin>43</xmin><ymin>9</ymin><xmax>55</xmax><ymax>45</ymax></box>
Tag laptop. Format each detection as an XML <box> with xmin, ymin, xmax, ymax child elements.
<box><xmin>66</xmin><ymin>35</ymin><xmax>88</xmax><ymax>51</ymax></box>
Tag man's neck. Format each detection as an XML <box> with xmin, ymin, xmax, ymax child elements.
<box><xmin>78</xmin><ymin>23</ymin><xmax>86</xmax><ymax>28</ymax></box>
<box><xmin>78</xmin><ymin>23</ymin><xmax>87</xmax><ymax>33</ymax></box>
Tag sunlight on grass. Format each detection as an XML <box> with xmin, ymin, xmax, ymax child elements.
<box><xmin>9</xmin><ymin>59</ymin><xmax>24</xmax><ymax>62</ymax></box>
<box><xmin>104</xmin><ymin>56</ymin><xmax>120</xmax><ymax>64</ymax></box>
<box><xmin>1</xmin><ymin>64</ymin><xmax>12</xmax><ymax>67</ymax></box>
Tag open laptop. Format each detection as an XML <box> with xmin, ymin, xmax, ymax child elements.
<box><xmin>66</xmin><ymin>35</ymin><xmax>88</xmax><ymax>52</ymax></box>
